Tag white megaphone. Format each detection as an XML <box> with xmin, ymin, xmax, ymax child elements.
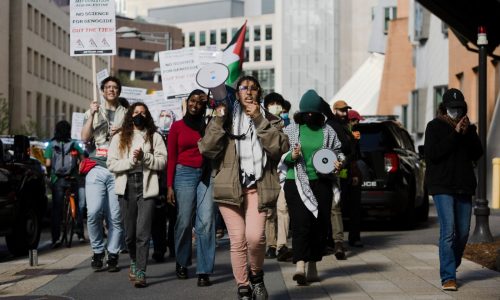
<box><xmin>196</xmin><ymin>63</ymin><xmax>229</xmax><ymax>101</ymax></box>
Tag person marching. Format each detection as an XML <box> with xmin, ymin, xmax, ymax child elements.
<box><xmin>282</xmin><ymin>90</ymin><xmax>344</xmax><ymax>285</ymax></box>
<box><xmin>198</xmin><ymin>76</ymin><xmax>289</xmax><ymax>299</ymax></box>
<box><xmin>167</xmin><ymin>90</ymin><xmax>215</xmax><ymax>287</ymax></box>
<box><xmin>81</xmin><ymin>76</ymin><xmax>126</xmax><ymax>272</ymax></box>
<box><xmin>107</xmin><ymin>102</ymin><xmax>167</xmax><ymax>287</ymax></box>
<box><xmin>424</xmin><ymin>88</ymin><xmax>483</xmax><ymax>291</ymax></box>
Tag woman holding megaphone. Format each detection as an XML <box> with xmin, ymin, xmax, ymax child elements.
<box><xmin>199</xmin><ymin>76</ymin><xmax>289</xmax><ymax>300</ymax></box>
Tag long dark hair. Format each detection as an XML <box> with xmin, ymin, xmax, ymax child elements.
<box><xmin>294</xmin><ymin>112</ymin><xmax>325</xmax><ymax>128</ymax></box>
<box><xmin>119</xmin><ymin>102</ymin><xmax>157</xmax><ymax>155</ymax></box>
<box><xmin>53</xmin><ymin>120</ymin><xmax>71</xmax><ymax>142</ymax></box>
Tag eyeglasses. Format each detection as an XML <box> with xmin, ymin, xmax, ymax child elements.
<box><xmin>238</xmin><ymin>85</ymin><xmax>259</xmax><ymax>92</ymax></box>
<box><xmin>104</xmin><ymin>85</ymin><xmax>119</xmax><ymax>90</ymax></box>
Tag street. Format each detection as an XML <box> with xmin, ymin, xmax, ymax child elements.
<box><xmin>1</xmin><ymin>201</ymin><xmax>500</xmax><ymax>299</ymax></box>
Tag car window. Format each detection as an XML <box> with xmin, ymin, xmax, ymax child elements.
<box><xmin>358</xmin><ymin>125</ymin><xmax>397</xmax><ymax>152</ymax></box>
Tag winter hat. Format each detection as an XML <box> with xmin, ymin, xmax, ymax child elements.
<box><xmin>299</xmin><ymin>90</ymin><xmax>323</xmax><ymax>113</ymax></box>
<box><xmin>442</xmin><ymin>88</ymin><xmax>466</xmax><ymax>109</ymax></box>
<box><xmin>348</xmin><ymin>110</ymin><xmax>364</xmax><ymax>121</ymax></box>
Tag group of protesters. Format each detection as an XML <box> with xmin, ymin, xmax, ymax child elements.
<box><xmin>44</xmin><ymin>72</ymin><xmax>482</xmax><ymax>297</ymax></box>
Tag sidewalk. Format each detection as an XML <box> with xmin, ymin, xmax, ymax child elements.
<box><xmin>1</xmin><ymin>242</ymin><xmax>499</xmax><ymax>299</ymax></box>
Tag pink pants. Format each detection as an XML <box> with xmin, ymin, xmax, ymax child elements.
<box><xmin>218</xmin><ymin>188</ymin><xmax>267</xmax><ymax>286</ymax></box>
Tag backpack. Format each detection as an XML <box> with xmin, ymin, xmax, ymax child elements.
<box><xmin>52</xmin><ymin>141</ymin><xmax>77</xmax><ymax>176</ymax></box>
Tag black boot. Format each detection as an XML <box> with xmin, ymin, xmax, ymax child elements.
<box><xmin>237</xmin><ymin>285</ymin><xmax>252</xmax><ymax>300</ymax></box>
<box><xmin>249</xmin><ymin>270</ymin><xmax>268</xmax><ymax>300</ymax></box>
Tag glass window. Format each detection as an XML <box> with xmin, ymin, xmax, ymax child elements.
<box><xmin>40</xmin><ymin>55</ymin><xmax>45</xmax><ymax>79</ymax></box>
<box><xmin>135</xmin><ymin>50</ymin><xmax>155</xmax><ymax>60</ymax></box>
<box><xmin>221</xmin><ymin>29</ymin><xmax>227</xmax><ymax>44</ymax></box>
<box><xmin>27</xmin><ymin>48</ymin><xmax>32</xmax><ymax>74</ymax></box>
<box><xmin>245</xmin><ymin>29</ymin><xmax>249</xmax><ymax>42</ymax></box>
<box><xmin>34</xmin><ymin>51</ymin><xmax>39</xmax><ymax>77</ymax></box>
<box><xmin>434</xmin><ymin>85</ymin><xmax>447</xmax><ymax>112</ymax></box>
<box><xmin>189</xmin><ymin>32</ymin><xmax>195</xmax><ymax>47</ymax></box>
<box><xmin>210</xmin><ymin>30</ymin><xmax>216</xmax><ymax>45</ymax></box>
<box><xmin>34</xmin><ymin>9</ymin><xmax>39</xmax><ymax>34</ymax></box>
<box><xmin>254</xmin><ymin>26</ymin><xmax>261</xmax><ymax>41</ymax></box>
<box><xmin>244</xmin><ymin>47</ymin><xmax>249</xmax><ymax>62</ymax></box>
<box><xmin>254</xmin><ymin>46</ymin><xmax>261</xmax><ymax>62</ymax></box>
<box><xmin>46</xmin><ymin>18</ymin><xmax>51</xmax><ymax>42</ymax></box>
<box><xmin>265</xmin><ymin>25</ymin><xmax>272</xmax><ymax>40</ymax></box>
<box><xmin>411</xmin><ymin>90</ymin><xmax>419</xmax><ymax>133</ymax></box>
<box><xmin>384</xmin><ymin>7</ymin><xmax>397</xmax><ymax>34</ymax></box>
<box><xmin>27</xmin><ymin>4</ymin><xmax>33</xmax><ymax>30</ymax></box>
<box><xmin>135</xmin><ymin>71</ymin><xmax>155</xmax><ymax>81</ymax></box>
<box><xmin>41</xmin><ymin>15</ymin><xmax>45</xmax><ymax>38</ymax></box>
<box><xmin>200</xmin><ymin>31</ymin><xmax>206</xmax><ymax>46</ymax></box>
<box><xmin>46</xmin><ymin>57</ymin><xmax>51</xmax><ymax>80</ymax></box>
<box><xmin>118</xmin><ymin>48</ymin><xmax>132</xmax><ymax>57</ymax></box>
<box><xmin>265</xmin><ymin>46</ymin><xmax>272</xmax><ymax>61</ymax></box>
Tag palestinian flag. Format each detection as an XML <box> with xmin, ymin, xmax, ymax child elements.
<box><xmin>223</xmin><ymin>21</ymin><xmax>247</xmax><ymax>86</ymax></box>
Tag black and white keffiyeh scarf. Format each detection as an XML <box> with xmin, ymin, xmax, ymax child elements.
<box><xmin>281</xmin><ymin>123</ymin><xmax>344</xmax><ymax>217</ymax></box>
<box><xmin>232</xmin><ymin>103</ymin><xmax>267</xmax><ymax>188</ymax></box>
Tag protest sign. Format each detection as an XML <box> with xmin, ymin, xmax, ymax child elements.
<box><xmin>158</xmin><ymin>47</ymin><xmax>223</xmax><ymax>97</ymax></box>
<box><xmin>96</xmin><ymin>68</ymin><xmax>109</xmax><ymax>103</ymax></box>
<box><xmin>70</xmin><ymin>0</ymin><xmax>116</xmax><ymax>56</ymax></box>
<box><xmin>71</xmin><ymin>112</ymin><xmax>85</xmax><ymax>140</ymax></box>
<box><xmin>120</xmin><ymin>86</ymin><xmax>147</xmax><ymax>105</ymax></box>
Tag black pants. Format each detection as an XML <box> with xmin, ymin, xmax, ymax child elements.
<box><xmin>284</xmin><ymin>178</ymin><xmax>333</xmax><ymax>263</ymax></box>
<box><xmin>120</xmin><ymin>173</ymin><xmax>155</xmax><ymax>271</ymax></box>
<box><xmin>151</xmin><ymin>200</ymin><xmax>177</xmax><ymax>257</ymax></box>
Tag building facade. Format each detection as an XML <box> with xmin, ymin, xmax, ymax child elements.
<box><xmin>113</xmin><ymin>17</ymin><xmax>183</xmax><ymax>91</ymax></box>
<box><xmin>6</xmin><ymin>0</ymin><xmax>108</xmax><ymax>138</ymax></box>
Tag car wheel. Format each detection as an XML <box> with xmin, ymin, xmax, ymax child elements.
<box><xmin>6</xmin><ymin>207</ymin><xmax>42</xmax><ymax>256</ymax></box>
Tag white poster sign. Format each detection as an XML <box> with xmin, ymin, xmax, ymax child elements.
<box><xmin>70</xmin><ymin>0</ymin><xmax>116</xmax><ymax>56</ymax></box>
<box><xmin>158</xmin><ymin>47</ymin><xmax>223</xmax><ymax>97</ymax></box>
<box><xmin>120</xmin><ymin>86</ymin><xmax>147</xmax><ymax>105</ymax></box>
<box><xmin>71</xmin><ymin>112</ymin><xmax>85</xmax><ymax>140</ymax></box>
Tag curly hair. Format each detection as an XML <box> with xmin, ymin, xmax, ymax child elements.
<box><xmin>118</xmin><ymin>102</ymin><xmax>157</xmax><ymax>156</ymax></box>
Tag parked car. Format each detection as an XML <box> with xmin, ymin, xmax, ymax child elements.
<box><xmin>0</xmin><ymin>135</ymin><xmax>48</xmax><ymax>256</ymax></box>
<box><xmin>350</xmin><ymin>118</ymin><xmax>428</xmax><ymax>228</ymax></box>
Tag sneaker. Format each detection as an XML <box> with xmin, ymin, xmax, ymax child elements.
<box><xmin>264</xmin><ymin>246</ymin><xmax>277</xmax><ymax>259</ymax></box>
<box><xmin>252</xmin><ymin>282</ymin><xmax>268</xmax><ymax>300</ymax></box>
<box><xmin>91</xmin><ymin>252</ymin><xmax>105</xmax><ymax>271</ymax></box>
<box><xmin>292</xmin><ymin>271</ymin><xmax>307</xmax><ymax>286</ymax></box>
<box><xmin>276</xmin><ymin>246</ymin><xmax>293</xmax><ymax>262</ymax></box>
<box><xmin>106</xmin><ymin>253</ymin><xmax>120</xmax><ymax>272</ymax></box>
<box><xmin>128</xmin><ymin>261</ymin><xmax>137</xmax><ymax>281</ymax></box>
<box><xmin>237</xmin><ymin>285</ymin><xmax>252</xmax><ymax>300</ymax></box>
<box><xmin>134</xmin><ymin>270</ymin><xmax>147</xmax><ymax>288</ymax></box>
<box><xmin>442</xmin><ymin>279</ymin><xmax>458</xmax><ymax>291</ymax></box>
<box><xmin>334</xmin><ymin>242</ymin><xmax>346</xmax><ymax>260</ymax></box>
<box><xmin>197</xmin><ymin>274</ymin><xmax>211</xmax><ymax>287</ymax></box>
<box><xmin>175</xmin><ymin>263</ymin><xmax>188</xmax><ymax>279</ymax></box>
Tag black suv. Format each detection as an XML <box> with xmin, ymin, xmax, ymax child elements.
<box><xmin>0</xmin><ymin>135</ymin><xmax>47</xmax><ymax>255</ymax></box>
<box><xmin>353</xmin><ymin>120</ymin><xmax>428</xmax><ymax>228</ymax></box>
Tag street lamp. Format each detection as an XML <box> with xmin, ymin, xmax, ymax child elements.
<box><xmin>469</xmin><ymin>26</ymin><xmax>494</xmax><ymax>244</ymax></box>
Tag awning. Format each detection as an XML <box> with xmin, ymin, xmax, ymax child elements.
<box><xmin>329</xmin><ymin>52</ymin><xmax>385</xmax><ymax>115</ymax></box>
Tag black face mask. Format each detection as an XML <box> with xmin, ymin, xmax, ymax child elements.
<box><xmin>132</xmin><ymin>114</ymin><xmax>146</xmax><ymax>127</ymax></box>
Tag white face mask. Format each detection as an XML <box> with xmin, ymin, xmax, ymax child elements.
<box><xmin>158</xmin><ymin>116</ymin><xmax>172</xmax><ymax>131</ymax></box>
<box><xmin>446</xmin><ymin>108</ymin><xmax>463</xmax><ymax>120</ymax></box>
<box><xmin>268</xmin><ymin>104</ymin><xmax>283</xmax><ymax>116</ymax></box>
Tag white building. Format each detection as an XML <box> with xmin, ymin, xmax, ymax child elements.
<box><xmin>407</xmin><ymin>0</ymin><xmax>449</xmax><ymax>145</ymax></box>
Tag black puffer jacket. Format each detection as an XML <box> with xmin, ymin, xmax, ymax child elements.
<box><xmin>424</xmin><ymin>118</ymin><xmax>483</xmax><ymax>195</ymax></box>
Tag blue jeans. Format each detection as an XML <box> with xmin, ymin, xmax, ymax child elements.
<box><xmin>85</xmin><ymin>166</ymin><xmax>123</xmax><ymax>255</ymax></box>
<box><xmin>174</xmin><ymin>165</ymin><xmax>215</xmax><ymax>274</ymax></box>
<box><xmin>433</xmin><ymin>194</ymin><xmax>472</xmax><ymax>284</ymax></box>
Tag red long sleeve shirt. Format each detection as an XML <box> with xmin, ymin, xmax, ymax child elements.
<box><xmin>166</xmin><ymin>120</ymin><xmax>203</xmax><ymax>187</ymax></box>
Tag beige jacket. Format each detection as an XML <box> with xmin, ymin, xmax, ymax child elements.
<box><xmin>107</xmin><ymin>130</ymin><xmax>167</xmax><ymax>199</ymax></box>
<box><xmin>84</xmin><ymin>105</ymin><xmax>127</xmax><ymax>147</ymax></box>
<box><xmin>198</xmin><ymin>111</ymin><xmax>290</xmax><ymax>212</ymax></box>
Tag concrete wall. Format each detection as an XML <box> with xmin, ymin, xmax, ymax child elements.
<box><xmin>148</xmin><ymin>0</ymin><xmax>244</xmax><ymax>24</ymax></box>
<box><xmin>8</xmin><ymin>0</ymin><xmax>108</xmax><ymax>138</ymax></box>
